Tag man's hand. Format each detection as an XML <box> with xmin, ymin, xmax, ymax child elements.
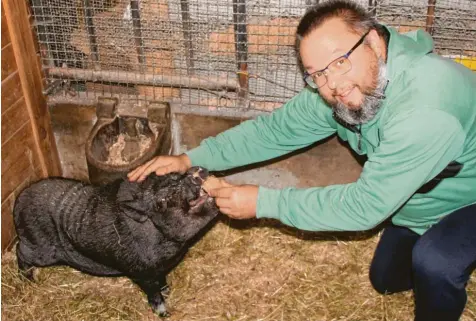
<box><xmin>208</xmin><ymin>184</ymin><xmax>259</xmax><ymax>219</ymax></box>
<box><xmin>127</xmin><ymin>154</ymin><xmax>192</xmax><ymax>182</ymax></box>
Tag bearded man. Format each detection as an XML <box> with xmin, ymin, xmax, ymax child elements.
<box><xmin>129</xmin><ymin>1</ymin><xmax>476</xmax><ymax>320</ymax></box>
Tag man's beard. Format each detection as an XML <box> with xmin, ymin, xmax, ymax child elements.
<box><xmin>331</xmin><ymin>58</ymin><xmax>388</xmax><ymax>125</ymax></box>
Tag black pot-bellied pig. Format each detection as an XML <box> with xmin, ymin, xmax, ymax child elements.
<box><xmin>13</xmin><ymin>166</ymin><xmax>219</xmax><ymax>317</ymax></box>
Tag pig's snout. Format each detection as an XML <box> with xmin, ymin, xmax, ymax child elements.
<box><xmin>186</xmin><ymin>166</ymin><xmax>209</xmax><ymax>185</ymax></box>
<box><xmin>185</xmin><ymin>167</ymin><xmax>211</xmax><ymax>213</ymax></box>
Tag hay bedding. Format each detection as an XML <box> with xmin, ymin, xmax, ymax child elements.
<box><xmin>2</xmin><ymin>219</ymin><xmax>475</xmax><ymax>321</ymax></box>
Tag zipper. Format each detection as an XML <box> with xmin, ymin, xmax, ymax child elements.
<box><xmin>333</xmin><ymin>113</ymin><xmax>375</xmax><ymax>153</ymax></box>
<box><xmin>357</xmin><ymin>124</ymin><xmax>362</xmax><ymax>152</ymax></box>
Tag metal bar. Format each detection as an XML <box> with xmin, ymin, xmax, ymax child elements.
<box><xmin>368</xmin><ymin>0</ymin><xmax>377</xmax><ymax>17</ymax></box>
<box><xmin>83</xmin><ymin>0</ymin><xmax>99</xmax><ymax>64</ymax></box>
<box><xmin>425</xmin><ymin>0</ymin><xmax>437</xmax><ymax>35</ymax></box>
<box><xmin>130</xmin><ymin>0</ymin><xmax>146</xmax><ymax>68</ymax></box>
<box><xmin>233</xmin><ymin>0</ymin><xmax>249</xmax><ymax>103</ymax></box>
<box><xmin>46</xmin><ymin>67</ymin><xmax>239</xmax><ymax>91</ymax></box>
<box><xmin>180</xmin><ymin>0</ymin><xmax>195</xmax><ymax>73</ymax></box>
<box><xmin>42</xmin><ymin>79</ymin><xmax>64</xmax><ymax>96</ymax></box>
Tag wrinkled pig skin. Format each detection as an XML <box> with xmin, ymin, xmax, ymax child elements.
<box><xmin>13</xmin><ymin>166</ymin><xmax>219</xmax><ymax>317</ymax></box>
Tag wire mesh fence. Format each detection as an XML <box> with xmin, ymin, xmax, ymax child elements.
<box><xmin>30</xmin><ymin>0</ymin><xmax>476</xmax><ymax>111</ymax></box>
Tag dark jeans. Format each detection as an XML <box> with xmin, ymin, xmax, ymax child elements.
<box><xmin>369</xmin><ymin>204</ymin><xmax>476</xmax><ymax>321</ymax></box>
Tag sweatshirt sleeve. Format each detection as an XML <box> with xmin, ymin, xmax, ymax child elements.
<box><xmin>256</xmin><ymin>108</ymin><xmax>466</xmax><ymax>231</ymax></box>
<box><xmin>185</xmin><ymin>88</ymin><xmax>337</xmax><ymax>171</ymax></box>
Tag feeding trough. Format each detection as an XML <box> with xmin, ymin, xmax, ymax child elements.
<box><xmin>85</xmin><ymin>97</ymin><xmax>171</xmax><ymax>185</ymax></box>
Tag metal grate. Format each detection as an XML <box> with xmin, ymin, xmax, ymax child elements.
<box><xmin>30</xmin><ymin>0</ymin><xmax>476</xmax><ymax>111</ymax></box>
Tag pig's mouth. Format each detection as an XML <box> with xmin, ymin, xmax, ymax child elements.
<box><xmin>188</xmin><ymin>188</ymin><xmax>210</xmax><ymax>213</ymax></box>
<box><xmin>186</xmin><ymin>166</ymin><xmax>213</xmax><ymax>213</ymax></box>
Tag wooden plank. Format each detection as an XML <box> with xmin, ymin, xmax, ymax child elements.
<box><xmin>1</xmin><ymin>72</ymin><xmax>23</xmax><ymax>113</ymax></box>
<box><xmin>1</xmin><ymin>44</ymin><xmax>17</xmax><ymax>80</ymax></box>
<box><xmin>1</xmin><ymin>152</ymin><xmax>43</xmax><ymax>202</ymax></box>
<box><xmin>1</xmin><ymin>2</ymin><xmax>11</xmax><ymax>48</ymax></box>
<box><xmin>1</xmin><ymin>122</ymin><xmax>40</xmax><ymax>177</ymax></box>
<box><xmin>1</xmin><ymin>195</ymin><xmax>16</xmax><ymax>252</ymax></box>
<box><xmin>13</xmin><ymin>165</ymin><xmax>43</xmax><ymax>197</ymax></box>
<box><xmin>1</xmin><ymin>150</ymin><xmax>33</xmax><ymax>201</ymax></box>
<box><xmin>1</xmin><ymin>97</ymin><xmax>29</xmax><ymax>145</ymax></box>
<box><xmin>1</xmin><ymin>164</ymin><xmax>42</xmax><ymax>252</ymax></box>
<box><xmin>2</xmin><ymin>0</ymin><xmax>61</xmax><ymax>177</ymax></box>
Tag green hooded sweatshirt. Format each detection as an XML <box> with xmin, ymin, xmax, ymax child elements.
<box><xmin>186</xmin><ymin>26</ymin><xmax>476</xmax><ymax>235</ymax></box>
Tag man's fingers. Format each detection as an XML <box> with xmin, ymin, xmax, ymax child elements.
<box><xmin>218</xmin><ymin>207</ymin><xmax>233</xmax><ymax>216</ymax></box>
<box><xmin>137</xmin><ymin>165</ymin><xmax>159</xmax><ymax>181</ymax></box>
<box><xmin>219</xmin><ymin>208</ymin><xmax>243</xmax><ymax>220</ymax></box>
<box><xmin>138</xmin><ymin>161</ymin><xmax>174</xmax><ymax>181</ymax></box>
<box><xmin>215</xmin><ymin>197</ymin><xmax>233</xmax><ymax>209</ymax></box>
<box><xmin>128</xmin><ymin>156</ymin><xmax>190</xmax><ymax>182</ymax></box>
<box><xmin>128</xmin><ymin>167</ymin><xmax>146</xmax><ymax>181</ymax></box>
<box><xmin>154</xmin><ymin>165</ymin><xmax>174</xmax><ymax>177</ymax></box>
<box><xmin>128</xmin><ymin>158</ymin><xmax>160</xmax><ymax>181</ymax></box>
<box><xmin>208</xmin><ymin>187</ymin><xmax>234</xmax><ymax>198</ymax></box>
<box><xmin>127</xmin><ymin>164</ymin><xmax>145</xmax><ymax>180</ymax></box>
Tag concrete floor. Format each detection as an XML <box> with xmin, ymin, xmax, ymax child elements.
<box><xmin>49</xmin><ymin>104</ymin><xmax>364</xmax><ymax>189</ymax></box>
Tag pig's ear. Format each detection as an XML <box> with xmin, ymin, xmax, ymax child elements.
<box><xmin>149</xmin><ymin>208</ymin><xmax>190</xmax><ymax>242</ymax></box>
<box><xmin>117</xmin><ymin>179</ymin><xmax>141</xmax><ymax>202</ymax></box>
<box><xmin>121</xmin><ymin>202</ymin><xmax>149</xmax><ymax>223</ymax></box>
<box><xmin>117</xmin><ymin>180</ymin><xmax>149</xmax><ymax>223</ymax></box>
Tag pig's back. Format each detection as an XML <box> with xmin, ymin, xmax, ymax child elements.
<box><xmin>13</xmin><ymin>178</ymin><xmax>97</xmax><ymax>248</ymax></box>
<box><xmin>14</xmin><ymin>178</ymin><xmax>96</xmax><ymax>223</ymax></box>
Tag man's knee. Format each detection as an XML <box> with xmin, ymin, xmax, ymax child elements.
<box><xmin>369</xmin><ymin>263</ymin><xmax>389</xmax><ymax>294</ymax></box>
<box><xmin>412</xmin><ymin>239</ymin><xmax>462</xmax><ymax>285</ymax></box>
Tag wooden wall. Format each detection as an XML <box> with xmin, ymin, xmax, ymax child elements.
<box><xmin>1</xmin><ymin>0</ymin><xmax>61</xmax><ymax>252</ymax></box>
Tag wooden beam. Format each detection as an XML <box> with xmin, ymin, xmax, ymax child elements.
<box><xmin>425</xmin><ymin>0</ymin><xmax>437</xmax><ymax>35</ymax></box>
<box><xmin>233</xmin><ymin>0</ymin><xmax>249</xmax><ymax>103</ymax></box>
<box><xmin>2</xmin><ymin>0</ymin><xmax>61</xmax><ymax>177</ymax></box>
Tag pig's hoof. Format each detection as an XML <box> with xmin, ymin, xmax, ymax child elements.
<box><xmin>19</xmin><ymin>267</ymin><xmax>37</xmax><ymax>282</ymax></box>
<box><xmin>157</xmin><ymin>303</ymin><xmax>170</xmax><ymax>318</ymax></box>
<box><xmin>159</xmin><ymin>311</ymin><xmax>170</xmax><ymax>318</ymax></box>
<box><xmin>160</xmin><ymin>284</ymin><xmax>170</xmax><ymax>297</ymax></box>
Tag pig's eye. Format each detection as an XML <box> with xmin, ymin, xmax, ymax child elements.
<box><xmin>156</xmin><ymin>198</ymin><xmax>167</xmax><ymax>210</ymax></box>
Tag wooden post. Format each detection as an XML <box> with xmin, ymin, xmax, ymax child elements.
<box><xmin>83</xmin><ymin>0</ymin><xmax>99</xmax><ymax>66</ymax></box>
<box><xmin>2</xmin><ymin>0</ymin><xmax>61</xmax><ymax>177</ymax></box>
<box><xmin>233</xmin><ymin>0</ymin><xmax>249</xmax><ymax>104</ymax></box>
<box><xmin>180</xmin><ymin>0</ymin><xmax>194</xmax><ymax>73</ymax></box>
<box><xmin>130</xmin><ymin>0</ymin><xmax>146</xmax><ymax>69</ymax></box>
<box><xmin>425</xmin><ymin>0</ymin><xmax>437</xmax><ymax>35</ymax></box>
<box><xmin>368</xmin><ymin>0</ymin><xmax>378</xmax><ymax>17</ymax></box>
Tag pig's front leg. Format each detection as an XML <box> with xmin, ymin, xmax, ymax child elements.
<box><xmin>16</xmin><ymin>245</ymin><xmax>35</xmax><ymax>281</ymax></box>
<box><xmin>158</xmin><ymin>274</ymin><xmax>170</xmax><ymax>297</ymax></box>
<box><xmin>132</xmin><ymin>277</ymin><xmax>170</xmax><ymax>317</ymax></box>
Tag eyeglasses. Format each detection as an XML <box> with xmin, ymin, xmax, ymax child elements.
<box><xmin>303</xmin><ymin>30</ymin><xmax>370</xmax><ymax>89</ymax></box>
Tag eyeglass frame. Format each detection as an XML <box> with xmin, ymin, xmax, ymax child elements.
<box><xmin>303</xmin><ymin>29</ymin><xmax>371</xmax><ymax>89</ymax></box>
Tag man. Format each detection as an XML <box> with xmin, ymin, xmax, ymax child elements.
<box><xmin>128</xmin><ymin>1</ymin><xmax>476</xmax><ymax>320</ymax></box>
